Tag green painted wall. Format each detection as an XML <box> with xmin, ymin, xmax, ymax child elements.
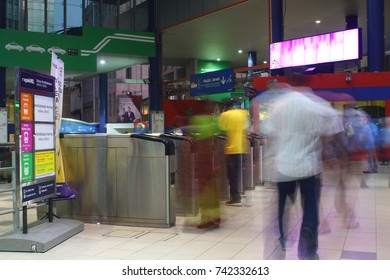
<box><xmin>0</xmin><ymin>26</ymin><xmax>155</xmax><ymax>72</ymax></box>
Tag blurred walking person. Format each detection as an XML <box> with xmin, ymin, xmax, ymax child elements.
<box><xmin>264</xmin><ymin>81</ymin><xmax>342</xmax><ymax>260</ymax></box>
<box><xmin>189</xmin><ymin>103</ymin><xmax>221</xmax><ymax>229</ymax></box>
<box><xmin>361</xmin><ymin>116</ymin><xmax>378</xmax><ymax>173</ymax></box>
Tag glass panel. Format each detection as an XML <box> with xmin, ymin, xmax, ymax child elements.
<box><xmin>66</xmin><ymin>0</ymin><xmax>82</xmax><ymax>28</ymax></box>
<box><xmin>54</xmin><ymin>0</ymin><xmax>64</xmax><ymax>32</ymax></box>
<box><xmin>102</xmin><ymin>1</ymin><xmax>118</xmax><ymax>28</ymax></box>
<box><xmin>84</xmin><ymin>0</ymin><xmax>100</xmax><ymax>26</ymax></box>
<box><xmin>119</xmin><ymin>0</ymin><xmax>133</xmax><ymax>30</ymax></box>
<box><xmin>28</xmin><ymin>0</ymin><xmax>45</xmax><ymax>32</ymax></box>
<box><xmin>47</xmin><ymin>1</ymin><xmax>55</xmax><ymax>32</ymax></box>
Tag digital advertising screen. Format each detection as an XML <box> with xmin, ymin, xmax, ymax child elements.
<box><xmin>270</xmin><ymin>28</ymin><xmax>362</xmax><ymax>70</ymax></box>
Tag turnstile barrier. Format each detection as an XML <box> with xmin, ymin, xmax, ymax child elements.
<box><xmin>57</xmin><ymin>134</ymin><xmax>176</xmax><ymax>227</ymax></box>
<box><xmin>159</xmin><ymin>134</ymin><xmax>198</xmax><ymax>216</ymax></box>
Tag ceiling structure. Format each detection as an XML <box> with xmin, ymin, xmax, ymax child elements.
<box><xmin>160</xmin><ymin>0</ymin><xmax>390</xmax><ymax>71</ymax></box>
<box><xmin>6</xmin><ymin>0</ymin><xmax>389</xmax><ymax>92</ymax></box>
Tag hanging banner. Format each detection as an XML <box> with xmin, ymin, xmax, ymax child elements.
<box><xmin>50</xmin><ymin>52</ymin><xmax>66</xmax><ymax>184</ymax></box>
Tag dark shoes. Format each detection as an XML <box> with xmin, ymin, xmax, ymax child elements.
<box><xmin>304</xmin><ymin>253</ymin><xmax>320</xmax><ymax>260</ymax></box>
<box><xmin>225</xmin><ymin>199</ymin><xmax>242</xmax><ymax>207</ymax></box>
<box><xmin>197</xmin><ymin>221</ymin><xmax>219</xmax><ymax>229</ymax></box>
<box><xmin>363</xmin><ymin>170</ymin><xmax>377</xmax><ymax>174</ymax></box>
<box><xmin>298</xmin><ymin>227</ymin><xmax>318</xmax><ymax>260</ymax></box>
<box><xmin>279</xmin><ymin>237</ymin><xmax>286</xmax><ymax>251</ymax></box>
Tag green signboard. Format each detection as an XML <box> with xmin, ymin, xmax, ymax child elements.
<box><xmin>21</xmin><ymin>152</ymin><xmax>34</xmax><ymax>183</ymax></box>
<box><xmin>198</xmin><ymin>60</ymin><xmax>231</xmax><ymax>73</ymax></box>
<box><xmin>0</xmin><ymin>26</ymin><xmax>155</xmax><ymax>73</ymax></box>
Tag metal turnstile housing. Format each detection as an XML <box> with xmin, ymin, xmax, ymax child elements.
<box><xmin>57</xmin><ymin>133</ymin><xmax>176</xmax><ymax>227</ymax></box>
<box><xmin>160</xmin><ymin>134</ymin><xmax>198</xmax><ymax>216</ymax></box>
<box><xmin>243</xmin><ymin>135</ymin><xmax>255</xmax><ymax>190</ymax></box>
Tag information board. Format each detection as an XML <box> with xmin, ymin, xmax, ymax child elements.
<box><xmin>190</xmin><ymin>68</ymin><xmax>234</xmax><ymax>96</ymax></box>
<box><xmin>151</xmin><ymin>111</ymin><xmax>165</xmax><ymax>134</ymax></box>
<box><xmin>16</xmin><ymin>68</ymin><xmax>56</xmax><ymax>204</ymax></box>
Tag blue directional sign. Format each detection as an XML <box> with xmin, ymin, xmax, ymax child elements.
<box><xmin>190</xmin><ymin>68</ymin><xmax>234</xmax><ymax>96</ymax></box>
<box><xmin>21</xmin><ymin>180</ymin><xmax>56</xmax><ymax>203</ymax></box>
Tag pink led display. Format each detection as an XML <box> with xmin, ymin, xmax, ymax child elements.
<box><xmin>270</xmin><ymin>28</ymin><xmax>361</xmax><ymax>70</ymax></box>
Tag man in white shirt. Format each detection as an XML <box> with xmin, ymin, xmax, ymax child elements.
<box><xmin>265</xmin><ymin>87</ymin><xmax>343</xmax><ymax>260</ymax></box>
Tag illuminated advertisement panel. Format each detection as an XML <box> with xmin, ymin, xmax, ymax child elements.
<box><xmin>270</xmin><ymin>28</ymin><xmax>361</xmax><ymax>70</ymax></box>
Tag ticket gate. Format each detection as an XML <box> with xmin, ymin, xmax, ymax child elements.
<box><xmin>57</xmin><ymin>133</ymin><xmax>176</xmax><ymax>227</ymax></box>
<box><xmin>159</xmin><ymin>134</ymin><xmax>198</xmax><ymax>216</ymax></box>
<box><xmin>243</xmin><ymin>136</ymin><xmax>255</xmax><ymax>190</ymax></box>
<box><xmin>251</xmin><ymin>133</ymin><xmax>264</xmax><ymax>186</ymax></box>
<box><xmin>213</xmin><ymin>135</ymin><xmax>229</xmax><ymax>199</ymax></box>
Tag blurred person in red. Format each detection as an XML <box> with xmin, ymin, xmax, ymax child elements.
<box><xmin>189</xmin><ymin>102</ymin><xmax>221</xmax><ymax>229</ymax></box>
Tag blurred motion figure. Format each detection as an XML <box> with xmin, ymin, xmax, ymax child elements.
<box><xmin>264</xmin><ymin>77</ymin><xmax>342</xmax><ymax>260</ymax></box>
<box><xmin>189</xmin><ymin>103</ymin><xmax>221</xmax><ymax>229</ymax></box>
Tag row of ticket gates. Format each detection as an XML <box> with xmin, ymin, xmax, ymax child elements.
<box><xmin>53</xmin><ymin>132</ymin><xmax>265</xmax><ymax>228</ymax></box>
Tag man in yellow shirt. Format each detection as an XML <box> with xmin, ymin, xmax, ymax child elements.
<box><xmin>219</xmin><ymin>101</ymin><xmax>249</xmax><ymax>206</ymax></box>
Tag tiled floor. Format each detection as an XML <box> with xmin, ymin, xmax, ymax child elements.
<box><xmin>1</xmin><ymin>161</ymin><xmax>390</xmax><ymax>260</ymax></box>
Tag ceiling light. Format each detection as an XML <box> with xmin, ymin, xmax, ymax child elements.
<box><xmin>263</xmin><ymin>60</ymin><xmax>268</xmax><ymax>64</ymax></box>
<box><xmin>316</xmin><ymin>20</ymin><xmax>321</xmax><ymax>24</ymax></box>
<box><xmin>238</xmin><ymin>50</ymin><xmax>243</xmax><ymax>54</ymax></box>
<box><xmin>100</xmin><ymin>59</ymin><xmax>106</xmax><ymax>65</ymax></box>
<box><xmin>217</xmin><ymin>58</ymin><xmax>221</xmax><ymax>61</ymax></box>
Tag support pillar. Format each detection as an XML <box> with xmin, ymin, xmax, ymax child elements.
<box><xmin>0</xmin><ymin>0</ymin><xmax>6</xmax><ymax>108</ymax></box>
<box><xmin>148</xmin><ymin>0</ymin><xmax>162</xmax><ymax>130</ymax></box>
<box><xmin>367</xmin><ymin>0</ymin><xmax>385</xmax><ymax>72</ymax></box>
<box><xmin>98</xmin><ymin>73</ymin><xmax>107</xmax><ymax>133</ymax></box>
<box><xmin>270</xmin><ymin>0</ymin><xmax>284</xmax><ymax>76</ymax></box>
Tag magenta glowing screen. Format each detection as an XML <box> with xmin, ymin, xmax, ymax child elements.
<box><xmin>269</xmin><ymin>28</ymin><xmax>361</xmax><ymax>70</ymax></box>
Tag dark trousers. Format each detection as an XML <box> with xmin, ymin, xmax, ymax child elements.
<box><xmin>277</xmin><ymin>174</ymin><xmax>321</xmax><ymax>259</ymax></box>
<box><xmin>226</xmin><ymin>154</ymin><xmax>242</xmax><ymax>201</ymax></box>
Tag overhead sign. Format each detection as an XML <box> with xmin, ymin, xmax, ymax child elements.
<box><xmin>190</xmin><ymin>68</ymin><xmax>234</xmax><ymax>96</ymax></box>
<box><xmin>198</xmin><ymin>60</ymin><xmax>231</xmax><ymax>73</ymax></box>
<box><xmin>0</xmin><ymin>26</ymin><xmax>155</xmax><ymax>72</ymax></box>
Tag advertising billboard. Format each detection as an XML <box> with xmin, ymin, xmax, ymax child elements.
<box><xmin>270</xmin><ymin>28</ymin><xmax>362</xmax><ymax>70</ymax></box>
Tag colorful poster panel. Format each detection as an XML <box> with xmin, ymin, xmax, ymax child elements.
<box><xmin>20</xmin><ymin>92</ymin><xmax>33</xmax><ymax>121</ymax></box>
<box><xmin>35</xmin><ymin>150</ymin><xmax>55</xmax><ymax>180</ymax></box>
<box><xmin>20</xmin><ymin>123</ymin><xmax>33</xmax><ymax>152</ymax></box>
<box><xmin>21</xmin><ymin>152</ymin><xmax>34</xmax><ymax>183</ymax></box>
